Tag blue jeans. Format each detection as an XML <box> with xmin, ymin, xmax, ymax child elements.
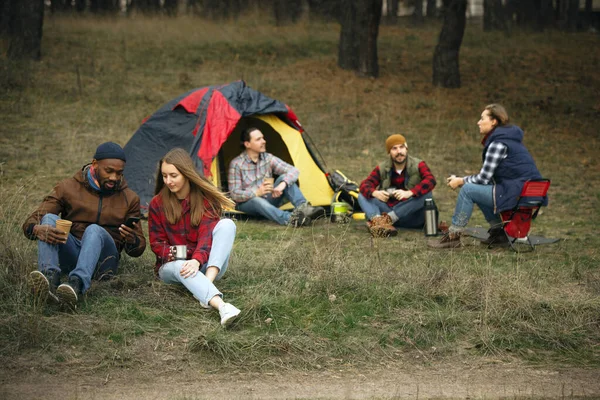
<box><xmin>158</xmin><ymin>219</ymin><xmax>236</xmax><ymax>305</ymax></box>
<box><xmin>358</xmin><ymin>192</ymin><xmax>431</xmax><ymax>229</ymax></box>
<box><xmin>236</xmin><ymin>176</ymin><xmax>307</xmax><ymax>225</ymax></box>
<box><xmin>451</xmin><ymin>183</ymin><xmax>502</xmax><ymax>228</ymax></box>
<box><xmin>37</xmin><ymin>214</ymin><xmax>119</xmax><ymax>293</ymax></box>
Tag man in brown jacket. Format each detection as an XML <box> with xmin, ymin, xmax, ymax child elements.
<box><xmin>23</xmin><ymin>142</ymin><xmax>146</xmax><ymax>309</ymax></box>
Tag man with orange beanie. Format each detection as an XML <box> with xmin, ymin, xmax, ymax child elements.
<box><xmin>358</xmin><ymin>134</ymin><xmax>437</xmax><ymax>237</ymax></box>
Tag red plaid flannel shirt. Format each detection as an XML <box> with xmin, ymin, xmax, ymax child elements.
<box><xmin>148</xmin><ymin>195</ymin><xmax>219</xmax><ymax>275</ymax></box>
<box><xmin>359</xmin><ymin>161</ymin><xmax>436</xmax><ymax>208</ymax></box>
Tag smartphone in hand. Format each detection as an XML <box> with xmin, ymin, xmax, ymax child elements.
<box><xmin>124</xmin><ymin>216</ymin><xmax>140</xmax><ymax>228</ymax></box>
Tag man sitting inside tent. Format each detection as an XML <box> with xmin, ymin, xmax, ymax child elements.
<box><xmin>228</xmin><ymin>127</ymin><xmax>325</xmax><ymax>226</ymax></box>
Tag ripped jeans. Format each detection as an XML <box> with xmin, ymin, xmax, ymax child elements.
<box><xmin>37</xmin><ymin>213</ymin><xmax>119</xmax><ymax>293</ymax></box>
<box><xmin>451</xmin><ymin>183</ymin><xmax>502</xmax><ymax>230</ymax></box>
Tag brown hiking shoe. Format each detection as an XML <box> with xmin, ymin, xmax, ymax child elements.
<box><xmin>428</xmin><ymin>231</ymin><xmax>461</xmax><ymax>248</ymax></box>
<box><xmin>367</xmin><ymin>213</ymin><xmax>397</xmax><ymax>238</ymax></box>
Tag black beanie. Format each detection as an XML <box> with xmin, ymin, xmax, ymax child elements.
<box><xmin>93</xmin><ymin>142</ymin><xmax>126</xmax><ymax>162</ymax></box>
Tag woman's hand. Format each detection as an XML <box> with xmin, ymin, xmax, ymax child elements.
<box><xmin>446</xmin><ymin>175</ymin><xmax>464</xmax><ymax>190</ymax></box>
<box><xmin>180</xmin><ymin>259</ymin><xmax>200</xmax><ymax>279</ymax></box>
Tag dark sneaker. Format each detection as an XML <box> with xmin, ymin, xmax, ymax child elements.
<box><xmin>298</xmin><ymin>202</ymin><xmax>326</xmax><ymax>220</ymax></box>
<box><xmin>289</xmin><ymin>209</ymin><xmax>310</xmax><ymax>227</ymax></box>
<box><xmin>480</xmin><ymin>227</ymin><xmax>509</xmax><ymax>246</ymax></box>
<box><xmin>428</xmin><ymin>231</ymin><xmax>461</xmax><ymax>249</ymax></box>
<box><xmin>28</xmin><ymin>270</ymin><xmax>60</xmax><ymax>303</ymax></box>
<box><xmin>367</xmin><ymin>213</ymin><xmax>397</xmax><ymax>237</ymax></box>
<box><xmin>57</xmin><ymin>276</ymin><xmax>82</xmax><ymax>310</ymax></box>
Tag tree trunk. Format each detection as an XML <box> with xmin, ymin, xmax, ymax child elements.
<box><xmin>566</xmin><ymin>0</ymin><xmax>579</xmax><ymax>31</ymax></box>
<box><xmin>0</xmin><ymin>0</ymin><xmax>11</xmax><ymax>35</ymax></box>
<box><xmin>7</xmin><ymin>0</ymin><xmax>44</xmax><ymax>61</ymax></box>
<box><xmin>483</xmin><ymin>0</ymin><xmax>506</xmax><ymax>32</ymax></box>
<box><xmin>534</xmin><ymin>0</ymin><xmax>554</xmax><ymax>31</ymax></box>
<box><xmin>426</xmin><ymin>0</ymin><xmax>437</xmax><ymax>18</ymax></box>
<box><xmin>432</xmin><ymin>0</ymin><xmax>466</xmax><ymax>88</ymax></box>
<box><xmin>274</xmin><ymin>0</ymin><xmax>302</xmax><ymax>25</ymax></box>
<box><xmin>338</xmin><ymin>0</ymin><xmax>381</xmax><ymax>78</ymax></box>
<box><xmin>338</xmin><ymin>0</ymin><xmax>359</xmax><ymax>70</ymax></box>
<box><xmin>583</xmin><ymin>0</ymin><xmax>593</xmax><ymax>30</ymax></box>
<box><xmin>356</xmin><ymin>0</ymin><xmax>382</xmax><ymax>77</ymax></box>
<box><xmin>383</xmin><ymin>0</ymin><xmax>398</xmax><ymax>24</ymax></box>
<box><xmin>412</xmin><ymin>0</ymin><xmax>424</xmax><ymax>25</ymax></box>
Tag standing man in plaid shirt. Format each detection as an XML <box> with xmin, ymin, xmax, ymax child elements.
<box><xmin>358</xmin><ymin>134</ymin><xmax>437</xmax><ymax>237</ymax></box>
<box><xmin>228</xmin><ymin>127</ymin><xmax>324</xmax><ymax>226</ymax></box>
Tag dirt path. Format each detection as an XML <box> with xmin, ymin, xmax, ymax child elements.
<box><xmin>2</xmin><ymin>361</ymin><xmax>599</xmax><ymax>399</ymax></box>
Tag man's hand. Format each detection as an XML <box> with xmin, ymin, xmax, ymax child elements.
<box><xmin>33</xmin><ymin>224</ymin><xmax>68</xmax><ymax>245</ymax></box>
<box><xmin>372</xmin><ymin>190</ymin><xmax>390</xmax><ymax>202</ymax></box>
<box><xmin>180</xmin><ymin>259</ymin><xmax>200</xmax><ymax>279</ymax></box>
<box><xmin>446</xmin><ymin>175</ymin><xmax>464</xmax><ymax>190</ymax></box>
<box><xmin>393</xmin><ymin>189</ymin><xmax>414</xmax><ymax>201</ymax></box>
<box><xmin>119</xmin><ymin>223</ymin><xmax>138</xmax><ymax>244</ymax></box>
<box><xmin>271</xmin><ymin>182</ymin><xmax>287</xmax><ymax>198</ymax></box>
<box><xmin>256</xmin><ymin>182</ymin><xmax>273</xmax><ymax>197</ymax></box>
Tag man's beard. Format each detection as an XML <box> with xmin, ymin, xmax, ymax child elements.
<box><xmin>100</xmin><ymin>179</ymin><xmax>121</xmax><ymax>192</ymax></box>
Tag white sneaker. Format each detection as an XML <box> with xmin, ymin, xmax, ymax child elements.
<box><xmin>219</xmin><ymin>303</ymin><xmax>241</xmax><ymax>327</ymax></box>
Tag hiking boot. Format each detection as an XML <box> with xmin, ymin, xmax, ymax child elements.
<box><xmin>480</xmin><ymin>226</ymin><xmax>509</xmax><ymax>247</ymax></box>
<box><xmin>57</xmin><ymin>276</ymin><xmax>83</xmax><ymax>310</ymax></box>
<box><xmin>28</xmin><ymin>270</ymin><xmax>60</xmax><ymax>303</ymax></box>
<box><xmin>428</xmin><ymin>231</ymin><xmax>462</xmax><ymax>249</ymax></box>
<box><xmin>367</xmin><ymin>213</ymin><xmax>397</xmax><ymax>238</ymax></box>
<box><xmin>298</xmin><ymin>202</ymin><xmax>326</xmax><ymax>220</ymax></box>
<box><xmin>289</xmin><ymin>208</ymin><xmax>310</xmax><ymax>227</ymax></box>
<box><xmin>219</xmin><ymin>303</ymin><xmax>241</xmax><ymax>327</ymax></box>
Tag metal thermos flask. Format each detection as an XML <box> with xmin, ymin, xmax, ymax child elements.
<box><xmin>424</xmin><ymin>198</ymin><xmax>438</xmax><ymax>236</ymax></box>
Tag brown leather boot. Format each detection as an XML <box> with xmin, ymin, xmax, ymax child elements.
<box><xmin>428</xmin><ymin>231</ymin><xmax>461</xmax><ymax>248</ymax></box>
<box><xmin>367</xmin><ymin>213</ymin><xmax>397</xmax><ymax>238</ymax></box>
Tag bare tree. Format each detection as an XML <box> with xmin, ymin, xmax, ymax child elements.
<box><xmin>384</xmin><ymin>0</ymin><xmax>398</xmax><ymax>24</ymax></box>
<box><xmin>7</xmin><ymin>0</ymin><xmax>44</xmax><ymax>61</ymax></box>
<box><xmin>412</xmin><ymin>0</ymin><xmax>424</xmax><ymax>24</ymax></box>
<box><xmin>0</xmin><ymin>0</ymin><xmax>11</xmax><ymax>35</ymax></box>
<box><xmin>338</xmin><ymin>0</ymin><xmax>382</xmax><ymax>78</ymax></box>
<box><xmin>557</xmin><ymin>0</ymin><xmax>580</xmax><ymax>31</ymax></box>
<box><xmin>483</xmin><ymin>0</ymin><xmax>506</xmax><ymax>32</ymax></box>
<box><xmin>274</xmin><ymin>0</ymin><xmax>303</xmax><ymax>25</ymax></box>
<box><xmin>426</xmin><ymin>0</ymin><xmax>437</xmax><ymax>18</ymax></box>
<box><xmin>432</xmin><ymin>0</ymin><xmax>466</xmax><ymax>88</ymax></box>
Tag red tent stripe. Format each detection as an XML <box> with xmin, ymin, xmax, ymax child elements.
<box><xmin>198</xmin><ymin>91</ymin><xmax>241</xmax><ymax>175</ymax></box>
<box><xmin>174</xmin><ymin>88</ymin><xmax>209</xmax><ymax>113</ymax></box>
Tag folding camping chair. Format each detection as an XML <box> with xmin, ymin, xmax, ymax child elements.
<box><xmin>498</xmin><ymin>179</ymin><xmax>551</xmax><ymax>252</ymax></box>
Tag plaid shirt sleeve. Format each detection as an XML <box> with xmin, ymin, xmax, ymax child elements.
<box><xmin>227</xmin><ymin>156</ymin><xmax>256</xmax><ymax>203</ymax></box>
<box><xmin>464</xmin><ymin>142</ymin><xmax>508</xmax><ymax>185</ymax></box>
<box><xmin>269</xmin><ymin>155</ymin><xmax>299</xmax><ymax>187</ymax></box>
<box><xmin>410</xmin><ymin>161</ymin><xmax>436</xmax><ymax>197</ymax></box>
<box><xmin>359</xmin><ymin>166</ymin><xmax>382</xmax><ymax>198</ymax></box>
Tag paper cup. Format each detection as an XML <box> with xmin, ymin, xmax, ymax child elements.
<box><xmin>263</xmin><ymin>177</ymin><xmax>274</xmax><ymax>186</ymax></box>
<box><xmin>55</xmin><ymin>219</ymin><xmax>72</xmax><ymax>234</ymax></box>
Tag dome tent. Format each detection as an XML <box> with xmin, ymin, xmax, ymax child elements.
<box><xmin>123</xmin><ymin>81</ymin><xmax>338</xmax><ymax>214</ymax></box>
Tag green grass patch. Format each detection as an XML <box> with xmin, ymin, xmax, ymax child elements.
<box><xmin>0</xmin><ymin>14</ymin><xmax>599</xmax><ymax>377</ymax></box>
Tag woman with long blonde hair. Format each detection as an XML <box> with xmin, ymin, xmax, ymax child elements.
<box><xmin>148</xmin><ymin>148</ymin><xmax>240</xmax><ymax>327</ymax></box>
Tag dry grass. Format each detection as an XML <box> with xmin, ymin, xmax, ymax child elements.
<box><xmin>0</xmin><ymin>14</ymin><xmax>599</xmax><ymax>376</ymax></box>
